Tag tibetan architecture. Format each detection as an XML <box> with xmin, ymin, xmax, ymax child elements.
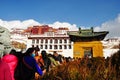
<box><xmin>27</xmin><ymin>26</ymin><xmax>73</xmax><ymax>57</ymax></box>
<box><xmin>68</xmin><ymin>27</ymin><xmax>109</xmax><ymax>58</ymax></box>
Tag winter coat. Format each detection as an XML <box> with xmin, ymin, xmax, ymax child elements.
<box><xmin>2</xmin><ymin>54</ymin><xmax>18</xmax><ymax>80</ymax></box>
<box><xmin>0</xmin><ymin>58</ymin><xmax>12</xmax><ymax>80</ymax></box>
<box><xmin>15</xmin><ymin>56</ymin><xmax>43</xmax><ymax>80</ymax></box>
<box><xmin>23</xmin><ymin>56</ymin><xmax>43</xmax><ymax>75</ymax></box>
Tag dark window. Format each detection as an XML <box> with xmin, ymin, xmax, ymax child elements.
<box><xmin>40</xmin><ymin>45</ymin><xmax>43</xmax><ymax>49</ymax></box>
<box><xmin>45</xmin><ymin>39</ymin><xmax>48</xmax><ymax>43</ymax></box>
<box><xmin>41</xmin><ymin>39</ymin><xmax>43</xmax><ymax>43</ymax></box>
<box><xmin>49</xmin><ymin>45</ymin><xmax>52</xmax><ymax>49</ymax></box>
<box><xmin>50</xmin><ymin>39</ymin><xmax>52</xmax><ymax>43</ymax></box>
<box><xmin>64</xmin><ymin>39</ymin><xmax>67</xmax><ymax>43</ymax></box>
<box><xmin>59</xmin><ymin>45</ymin><xmax>62</xmax><ymax>49</ymax></box>
<box><xmin>45</xmin><ymin>45</ymin><xmax>47</xmax><ymax>49</ymax></box>
<box><xmin>54</xmin><ymin>39</ymin><xmax>58</xmax><ymax>43</ymax></box>
<box><xmin>36</xmin><ymin>39</ymin><xmax>39</xmax><ymax>43</ymax></box>
<box><xmin>59</xmin><ymin>39</ymin><xmax>62</xmax><ymax>43</ymax></box>
<box><xmin>69</xmin><ymin>45</ymin><xmax>71</xmax><ymax>49</ymax></box>
<box><xmin>54</xmin><ymin>45</ymin><xmax>58</xmax><ymax>49</ymax></box>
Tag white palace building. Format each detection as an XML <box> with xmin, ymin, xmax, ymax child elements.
<box><xmin>26</xmin><ymin>26</ymin><xmax>74</xmax><ymax>57</ymax></box>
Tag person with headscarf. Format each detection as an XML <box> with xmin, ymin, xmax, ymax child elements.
<box><xmin>18</xmin><ymin>47</ymin><xmax>46</xmax><ymax>80</ymax></box>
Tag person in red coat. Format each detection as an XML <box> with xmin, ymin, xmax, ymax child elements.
<box><xmin>0</xmin><ymin>58</ymin><xmax>12</xmax><ymax>80</ymax></box>
<box><xmin>2</xmin><ymin>49</ymin><xmax>18</xmax><ymax>80</ymax></box>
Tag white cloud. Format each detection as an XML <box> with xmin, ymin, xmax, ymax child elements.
<box><xmin>0</xmin><ymin>19</ymin><xmax>78</xmax><ymax>31</ymax></box>
<box><xmin>94</xmin><ymin>14</ymin><xmax>120</xmax><ymax>38</ymax></box>
<box><xmin>0</xmin><ymin>19</ymin><xmax>41</xmax><ymax>31</ymax></box>
<box><xmin>22</xmin><ymin>19</ymin><xmax>41</xmax><ymax>27</ymax></box>
<box><xmin>48</xmin><ymin>21</ymin><xmax>78</xmax><ymax>31</ymax></box>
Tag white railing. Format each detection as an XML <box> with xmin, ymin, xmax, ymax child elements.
<box><xmin>28</xmin><ymin>34</ymin><xmax>69</xmax><ymax>37</ymax></box>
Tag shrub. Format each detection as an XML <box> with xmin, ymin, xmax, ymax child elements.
<box><xmin>40</xmin><ymin>50</ymin><xmax>120</xmax><ymax>80</ymax></box>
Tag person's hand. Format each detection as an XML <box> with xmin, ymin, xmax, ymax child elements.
<box><xmin>42</xmin><ymin>69</ymin><xmax>46</xmax><ymax>75</ymax></box>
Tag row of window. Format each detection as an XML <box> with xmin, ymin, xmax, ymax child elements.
<box><xmin>32</xmin><ymin>39</ymin><xmax>71</xmax><ymax>44</ymax></box>
<box><xmin>32</xmin><ymin>45</ymin><xmax>72</xmax><ymax>49</ymax></box>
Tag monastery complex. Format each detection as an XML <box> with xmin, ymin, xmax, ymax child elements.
<box><xmin>10</xmin><ymin>25</ymin><xmax>109</xmax><ymax>58</ymax></box>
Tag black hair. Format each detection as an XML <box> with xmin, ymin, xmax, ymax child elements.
<box><xmin>24</xmin><ymin>47</ymin><xmax>35</xmax><ymax>56</ymax></box>
<box><xmin>35</xmin><ymin>46</ymin><xmax>40</xmax><ymax>51</ymax></box>
<box><xmin>10</xmin><ymin>49</ymin><xmax>16</xmax><ymax>54</ymax></box>
<box><xmin>41</xmin><ymin>50</ymin><xmax>47</xmax><ymax>59</ymax></box>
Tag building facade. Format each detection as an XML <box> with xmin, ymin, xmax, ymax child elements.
<box><xmin>68</xmin><ymin>27</ymin><xmax>109</xmax><ymax>58</ymax></box>
<box><xmin>27</xmin><ymin>26</ymin><xmax>73</xmax><ymax>57</ymax></box>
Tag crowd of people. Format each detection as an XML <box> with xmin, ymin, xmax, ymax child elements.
<box><xmin>0</xmin><ymin>46</ymin><xmax>72</xmax><ymax>80</ymax></box>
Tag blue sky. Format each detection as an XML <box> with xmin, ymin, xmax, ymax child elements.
<box><xmin>0</xmin><ymin>0</ymin><xmax>120</xmax><ymax>27</ymax></box>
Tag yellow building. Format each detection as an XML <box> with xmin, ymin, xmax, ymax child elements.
<box><xmin>68</xmin><ymin>27</ymin><xmax>109</xmax><ymax>58</ymax></box>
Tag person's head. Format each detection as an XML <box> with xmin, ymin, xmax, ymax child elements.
<box><xmin>53</xmin><ymin>51</ymin><xmax>57</xmax><ymax>54</ymax></box>
<box><xmin>10</xmin><ymin>49</ymin><xmax>16</xmax><ymax>54</ymax></box>
<box><xmin>53</xmin><ymin>51</ymin><xmax>58</xmax><ymax>57</ymax></box>
<box><xmin>24</xmin><ymin>47</ymin><xmax>35</xmax><ymax>56</ymax></box>
<box><xmin>35</xmin><ymin>46</ymin><xmax>40</xmax><ymax>56</ymax></box>
<box><xmin>48</xmin><ymin>53</ymin><xmax>53</xmax><ymax>57</ymax></box>
<box><xmin>41</xmin><ymin>50</ymin><xmax>47</xmax><ymax>58</ymax></box>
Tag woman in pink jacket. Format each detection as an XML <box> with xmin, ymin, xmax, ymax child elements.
<box><xmin>0</xmin><ymin>57</ymin><xmax>12</xmax><ymax>80</ymax></box>
<box><xmin>2</xmin><ymin>49</ymin><xmax>18</xmax><ymax>80</ymax></box>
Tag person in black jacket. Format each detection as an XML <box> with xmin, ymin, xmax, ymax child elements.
<box><xmin>41</xmin><ymin>50</ymin><xmax>51</xmax><ymax>72</ymax></box>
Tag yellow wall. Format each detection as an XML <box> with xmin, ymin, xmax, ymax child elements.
<box><xmin>73</xmin><ymin>41</ymin><xmax>103</xmax><ymax>58</ymax></box>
